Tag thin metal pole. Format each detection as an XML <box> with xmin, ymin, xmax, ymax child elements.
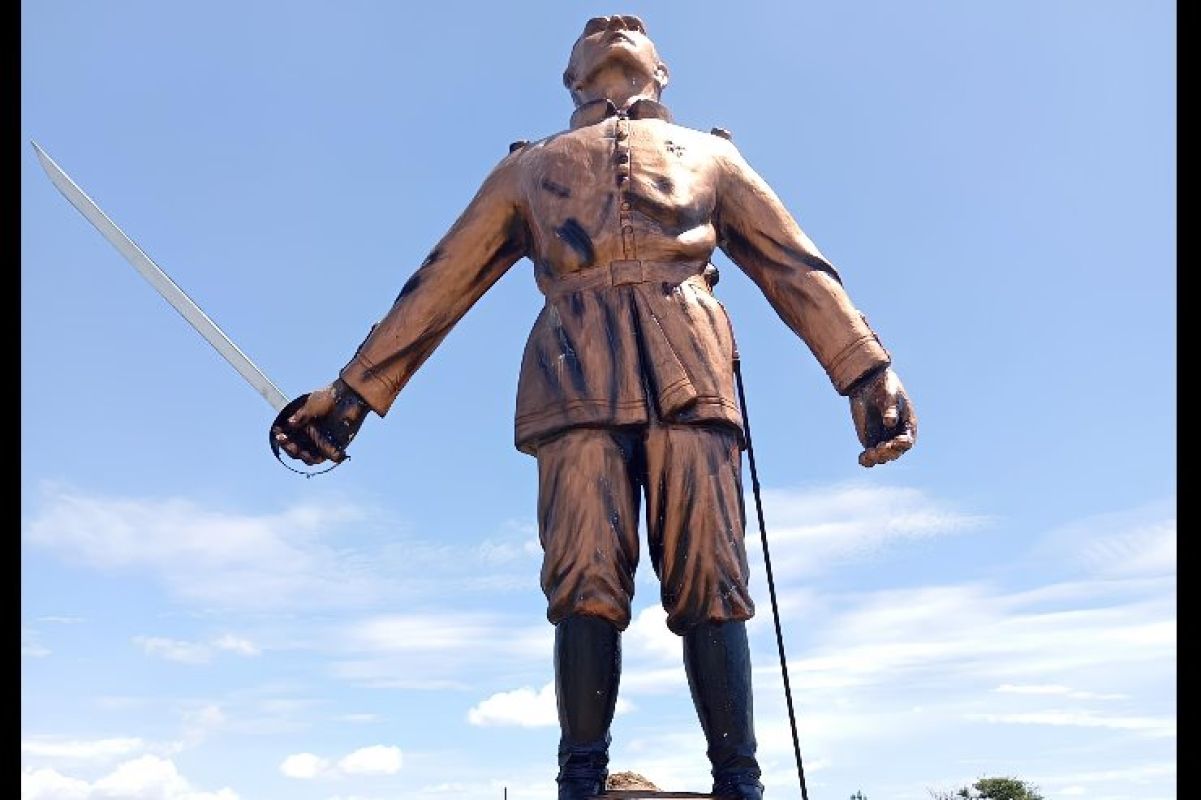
<box><xmin>734</xmin><ymin>356</ymin><xmax>810</xmax><ymax>800</ymax></box>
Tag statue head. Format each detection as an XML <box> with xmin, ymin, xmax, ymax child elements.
<box><xmin>563</xmin><ymin>15</ymin><xmax>670</xmax><ymax>108</ymax></box>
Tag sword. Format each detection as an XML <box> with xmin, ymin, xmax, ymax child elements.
<box><xmin>31</xmin><ymin>141</ymin><xmax>340</xmax><ymax>475</ymax></box>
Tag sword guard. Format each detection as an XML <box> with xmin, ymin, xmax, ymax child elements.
<box><xmin>269</xmin><ymin>394</ymin><xmax>346</xmax><ymax>478</ymax></box>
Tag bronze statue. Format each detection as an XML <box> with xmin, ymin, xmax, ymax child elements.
<box><xmin>273</xmin><ymin>14</ymin><xmax>916</xmax><ymax>800</ymax></box>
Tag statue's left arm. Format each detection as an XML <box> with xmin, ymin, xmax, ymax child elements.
<box><xmin>712</xmin><ymin>138</ymin><xmax>916</xmax><ymax>467</ymax></box>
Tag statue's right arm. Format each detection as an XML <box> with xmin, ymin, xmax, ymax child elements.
<box><xmin>339</xmin><ymin>151</ymin><xmax>531</xmax><ymax>416</ymax></box>
<box><xmin>272</xmin><ymin>150</ymin><xmax>530</xmax><ymax>465</ymax></box>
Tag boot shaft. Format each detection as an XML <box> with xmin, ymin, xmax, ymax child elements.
<box><xmin>555</xmin><ymin>614</ymin><xmax>622</xmax><ymax>790</ymax></box>
<box><xmin>683</xmin><ymin>620</ymin><xmax>763</xmax><ymax>791</ymax></box>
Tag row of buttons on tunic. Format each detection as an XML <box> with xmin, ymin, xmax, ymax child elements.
<box><xmin>615</xmin><ymin>114</ymin><xmax>635</xmax><ymax>258</ymax></box>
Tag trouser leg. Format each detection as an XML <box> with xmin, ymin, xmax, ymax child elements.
<box><xmin>643</xmin><ymin>422</ymin><xmax>762</xmax><ymax>797</ymax></box>
<box><xmin>536</xmin><ymin>428</ymin><xmax>641</xmax><ymax>630</ymax></box>
<box><xmin>535</xmin><ymin>428</ymin><xmax>641</xmax><ymax>798</ymax></box>
<box><xmin>643</xmin><ymin>422</ymin><xmax>754</xmax><ymax>635</ymax></box>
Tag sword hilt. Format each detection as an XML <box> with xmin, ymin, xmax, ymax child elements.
<box><xmin>269</xmin><ymin>394</ymin><xmax>348</xmax><ymax>478</ymax></box>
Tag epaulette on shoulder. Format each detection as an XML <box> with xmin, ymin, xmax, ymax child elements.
<box><xmin>709</xmin><ymin>127</ymin><xmax>733</xmax><ymax>141</ymax></box>
<box><xmin>508</xmin><ymin>139</ymin><xmax>530</xmax><ymax>153</ymax></box>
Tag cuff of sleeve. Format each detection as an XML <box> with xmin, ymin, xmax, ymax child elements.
<box><xmin>339</xmin><ymin>355</ymin><xmax>397</xmax><ymax>417</ymax></box>
<box><xmin>827</xmin><ymin>335</ymin><xmax>891</xmax><ymax>395</ymax></box>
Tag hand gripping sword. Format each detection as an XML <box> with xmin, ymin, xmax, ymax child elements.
<box><xmin>32</xmin><ymin>141</ymin><xmax>343</xmax><ymax>476</ymax></box>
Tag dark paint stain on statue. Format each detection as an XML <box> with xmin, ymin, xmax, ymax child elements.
<box><xmin>541</xmin><ymin>178</ymin><xmax>572</xmax><ymax>198</ymax></box>
<box><xmin>555</xmin><ymin>218</ymin><xmax>596</xmax><ymax>267</ymax></box>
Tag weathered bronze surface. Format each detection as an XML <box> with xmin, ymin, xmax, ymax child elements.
<box><xmin>272</xmin><ymin>14</ymin><xmax>916</xmax><ymax>799</ymax></box>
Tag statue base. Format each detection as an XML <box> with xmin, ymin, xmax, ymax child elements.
<box><xmin>590</xmin><ymin>787</ymin><xmax>710</xmax><ymax>792</ymax></box>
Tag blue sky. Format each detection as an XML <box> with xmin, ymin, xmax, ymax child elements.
<box><xmin>22</xmin><ymin>3</ymin><xmax>1174</xmax><ymax>799</ymax></box>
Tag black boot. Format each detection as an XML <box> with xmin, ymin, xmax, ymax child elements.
<box><xmin>555</xmin><ymin>614</ymin><xmax>621</xmax><ymax>800</ymax></box>
<box><xmin>683</xmin><ymin>620</ymin><xmax>764</xmax><ymax>800</ymax></box>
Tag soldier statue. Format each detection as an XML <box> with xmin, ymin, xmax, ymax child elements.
<box><xmin>273</xmin><ymin>14</ymin><xmax>917</xmax><ymax>800</ymax></box>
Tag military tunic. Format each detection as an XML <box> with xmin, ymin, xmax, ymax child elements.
<box><xmin>338</xmin><ymin>97</ymin><xmax>890</xmax><ymax>632</ymax></box>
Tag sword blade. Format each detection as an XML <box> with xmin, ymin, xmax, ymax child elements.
<box><xmin>32</xmin><ymin>141</ymin><xmax>290</xmax><ymax>413</ymax></box>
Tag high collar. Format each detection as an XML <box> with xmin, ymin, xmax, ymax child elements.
<box><xmin>569</xmin><ymin>96</ymin><xmax>674</xmax><ymax>130</ymax></box>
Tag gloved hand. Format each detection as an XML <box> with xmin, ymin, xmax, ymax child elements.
<box><xmin>848</xmin><ymin>366</ymin><xmax>917</xmax><ymax>468</ymax></box>
<box><xmin>271</xmin><ymin>378</ymin><xmax>369</xmax><ymax>465</ymax></box>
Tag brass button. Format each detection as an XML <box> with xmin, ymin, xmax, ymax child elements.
<box><xmin>620</xmin><ymin>201</ymin><xmax>631</xmax><ymax>211</ymax></box>
<box><xmin>622</xmin><ymin>225</ymin><xmax>634</xmax><ymax>234</ymax></box>
<box><xmin>617</xmin><ymin>153</ymin><xmax>629</xmax><ymax>163</ymax></box>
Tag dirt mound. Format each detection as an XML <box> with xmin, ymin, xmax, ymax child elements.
<box><xmin>606</xmin><ymin>771</ymin><xmax>660</xmax><ymax>791</ymax></box>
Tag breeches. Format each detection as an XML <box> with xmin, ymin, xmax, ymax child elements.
<box><xmin>536</xmin><ymin>422</ymin><xmax>755</xmax><ymax>636</ymax></box>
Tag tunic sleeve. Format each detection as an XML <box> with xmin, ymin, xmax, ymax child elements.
<box><xmin>713</xmin><ymin>140</ymin><xmax>889</xmax><ymax>394</ymax></box>
<box><xmin>339</xmin><ymin>152</ymin><xmax>530</xmax><ymax>415</ymax></box>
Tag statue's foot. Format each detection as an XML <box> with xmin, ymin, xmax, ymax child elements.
<box><xmin>557</xmin><ymin>775</ymin><xmax>605</xmax><ymax>800</ymax></box>
<box><xmin>712</xmin><ymin>775</ymin><xmax>765</xmax><ymax>800</ymax></box>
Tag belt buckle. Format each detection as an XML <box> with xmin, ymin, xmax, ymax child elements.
<box><xmin>609</xmin><ymin>259</ymin><xmax>644</xmax><ymax>286</ymax></box>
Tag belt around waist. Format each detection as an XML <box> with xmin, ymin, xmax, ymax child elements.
<box><xmin>537</xmin><ymin>259</ymin><xmax>710</xmax><ymax>298</ymax></box>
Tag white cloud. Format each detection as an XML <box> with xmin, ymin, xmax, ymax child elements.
<box><xmin>337</xmin><ymin>745</ymin><xmax>403</xmax><ymax>775</ymax></box>
<box><xmin>743</xmin><ymin>482</ymin><xmax>988</xmax><ymax>574</ymax></box>
<box><xmin>211</xmin><ymin>635</ymin><xmax>260</xmax><ymax>656</ymax></box>
<box><xmin>22</xmin><ymin>737</ymin><xmax>146</xmax><ymax>762</ymax></box>
<box><xmin>21</xmin><ymin>767</ymin><xmax>90</xmax><ymax>800</ymax></box>
<box><xmin>280</xmin><ymin>753</ymin><xmax>330</xmax><ymax>779</ymax></box>
<box><xmin>623</xmin><ymin>606</ymin><xmax>681</xmax><ymax>663</ymax></box>
<box><xmin>37</xmin><ymin>616</ymin><xmax>85</xmax><ymax>624</ymax></box>
<box><xmin>92</xmin><ymin>755</ymin><xmax>238</xmax><ymax>799</ymax></box>
<box><xmin>21</xmin><ymin>756</ymin><xmax>238</xmax><ymax>800</ymax></box>
<box><xmin>280</xmin><ymin>746</ymin><xmax>404</xmax><ymax>779</ymax></box>
<box><xmin>468</xmin><ymin>682</ymin><xmax>632</xmax><ymax>728</ymax></box>
<box><xmin>468</xmin><ymin>683</ymin><xmax>556</xmax><ymax>728</ymax></box>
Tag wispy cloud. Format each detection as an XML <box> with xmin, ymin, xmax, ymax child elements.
<box><xmin>995</xmin><ymin>683</ymin><xmax>1127</xmax><ymax>700</ymax></box>
<box><xmin>22</xmin><ymin>628</ymin><xmax>50</xmax><ymax>659</ymax></box>
<box><xmin>21</xmin><ymin>481</ymin><xmax>1175</xmax><ymax>800</ymax></box>
<box><xmin>25</xmin><ymin>485</ymin><xmax>545</xmax><ymax>614</ymax></box>
<box><xmin>329</xmin><ymin>612</ymin><xmax>552</xmax><ymax>690</ymax></box>
<box><xmin>212</xmin><ymin>634</ymin><xmax>260</xmax><ymax>656</ymax></box>
<box><xmin>338</xmin><ymin>713</ymin><xmax>380</xmax><ymax>724</ymax></box>
<box><xmin>1035</xmin><ymin>499</ymin><xmax>1177</xmax><ymax>578</ymax></box>
<box><xmin>132</xmin><ymin>633</ymin><xmax>262</xmax><ymax>664</ymax></box>
<box><xmin>594</xmin><ymin>500</ymin><xmax>1176</xmax><ymax>798</ymax></box>
<box><xmin>971</xmin><ymin>710</ymin><xmax>1175</xmax><ymax>737</ymax></box>
<box><xmin>742</xmin><ymin>482</ymin><xmax>989</xmax><ymax>574</ymax></box>
<box><xmin>25</xmin><ymin>485</ymin><xmax>381</xmax><ymax>610</ymax></box>
<box><xmin>133</xmin><ymin>636</ymin><xmax>213</xmax><ymax>664</ymax></box>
